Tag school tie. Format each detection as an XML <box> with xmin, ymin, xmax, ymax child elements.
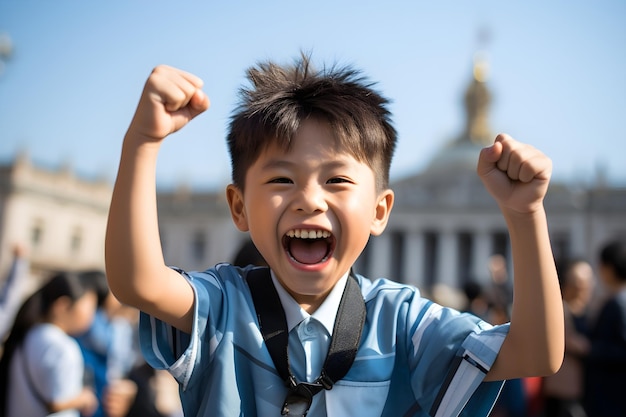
<box><xmin>289</xmin><ymin>317</ymin><xmax>330</xmax><ymax>383</ymax></box>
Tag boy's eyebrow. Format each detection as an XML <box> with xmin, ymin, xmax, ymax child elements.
<box><xmin>260</xmin><ymin>158</ymin><xmax>352</xmax><ymax>171</ymax></box>
<box><xmin>259</xmin><ymin>159</ymin><xmax>296</xmax><ymax>170</ymax></box>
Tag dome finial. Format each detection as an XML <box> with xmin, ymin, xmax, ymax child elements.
<box><xmin>473</xmin><ymin>26</ymin><xmax>491</xmax><ymax>82</ymax></box>
<box><xmin>473</xmin><ymin>50</ymin><xmax>490</xmax><ymax>83</ymax></box>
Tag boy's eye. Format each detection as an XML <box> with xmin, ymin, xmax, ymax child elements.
<box><xmin>269</xmin><ymin>177</ymin><xmax>292</xmax><ymax>184</ymax></box>
<box><xmin>327</xmin><ymin>177</ymin><xmax>351</xmax><ymax>184</ymax></box>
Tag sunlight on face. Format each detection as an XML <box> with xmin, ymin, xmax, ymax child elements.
<box><xmin>229</xmin><ymin>118</ymin><xmax>393</xmax><ymax>309</ymax></box>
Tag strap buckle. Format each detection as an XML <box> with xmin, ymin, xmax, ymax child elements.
<box><xmin>282</xmin><ymin>373</ymin><xmax>333</xmax><ymax>416</ymax></box>
<box><xmin>281</xmin><ymin>384</ymin><xmax>314</xmax><ymax>416</ymax></box>
<box><xmin>317</xmin><ymin>371</ymin><xmax>334</xmax><ymax>390</ymax></box>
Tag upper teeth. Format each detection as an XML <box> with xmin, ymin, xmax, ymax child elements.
<box><xmin>286</xmin><ymin>229</ymin><xmax>331</xmax><ymax>239</ymax></box>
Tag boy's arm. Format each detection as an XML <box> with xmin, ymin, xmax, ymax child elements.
<box><xmin>477</xmin><ymin>134</ymin><xmax>564</xmax><ymax>381</ymax></box>
<box><xmin>105</xmin><ymin>66</ymin><xmax>210</xmax><ymax>333</ymax></box>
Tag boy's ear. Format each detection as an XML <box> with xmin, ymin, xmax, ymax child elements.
<box><xmin>226</xmin><ymin>184</ymin><xmax>249</xmax><ymax>232</ymax></box>
<box><xmin>370</xmin><ymin>189</ymin><xmax>394</xmax><ymax>236</ymax></box>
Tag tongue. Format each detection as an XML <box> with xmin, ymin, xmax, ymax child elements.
<box><xmin>288</xmin><ymin>239</ymin><xmax>329</xmax><ymax>264</ymax></box>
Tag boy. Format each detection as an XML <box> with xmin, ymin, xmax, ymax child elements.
<box><xmin>105</xmin><ymin>56</ymin><xmax>564</xmax><ymax>417</ymax></box>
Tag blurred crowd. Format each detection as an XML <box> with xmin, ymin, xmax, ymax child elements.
<box><xmin>449</xmin><ymin>240</ymin><xmax>626</xmax><ymax>417</ymax></box>
<box><xmin>1</xmin><ymin>237</ymin><xmax>625</xmax><ymax>417</ymax></box>
<box><xmin>0</xmin><ymin>245</ymin><xmax>183</xmax><ymax>417</ymax></box>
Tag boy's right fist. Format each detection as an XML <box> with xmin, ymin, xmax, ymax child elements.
<box><xmin>127</xmin><ymin>65</ymin><xmax>210</xmax><ymax>142</ymax></box>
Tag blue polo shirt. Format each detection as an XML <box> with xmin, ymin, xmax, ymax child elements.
<box><xmin>140</xmin><ymin>264</ymin><xmax>509</xmax><ymax>417</ymax></box>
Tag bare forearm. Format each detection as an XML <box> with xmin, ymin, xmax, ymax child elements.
<box><xmin>106</xmin><ymin>135</ymin><xmax>195</xmax><ymax>332</ymax></box>
<box><xmin>104</xmin><ymin>67</ymin><xmax>207</xmax><ymax>333</ymax></box>
<box><xmin>489</xmin><ymin>208</ymin><xmax>564</xmax><ymax>379</ymax></box>
<box><xmin>48</xmin><ymin>388</ymin><xmax>96</xmax><ymax>415</ymax></box>
<box><xmin>105</xmin><ymin>137</ymin><xmax>169</xmax><ymax>306</ymax></box>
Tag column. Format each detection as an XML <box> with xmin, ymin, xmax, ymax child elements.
<box><xmin>403</xmin><ymin>231</ymin><xmax>424</xmax><ymax>288</ymax></box>
<box><xmin>436</xmin><ymin>230</ymin><xmax>457</xmax><ymax>287</ymax></box>
<box><xmin>472</xmin><ymin>231</ymin><xmax>492</xmax><ymax>286</ymax></box>
<box><xmin>368</xmin><ymin>233</ymin><xmax>392</xmax><ymax>279</ymax></box>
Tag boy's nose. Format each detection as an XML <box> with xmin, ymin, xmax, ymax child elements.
<box><xmin>295</xmin><ymin>185</ymin><xmax>328</xmax><ymax>214</ymax></box>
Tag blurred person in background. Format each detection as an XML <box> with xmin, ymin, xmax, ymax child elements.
<box><xmin>0</xmin><ymin>271</ymin><xmax>99</xmax><ymax>417</ymax></box>
<box><xmin>484</xmin><ymin>253</ymin><xmax>514</xmax><ymax>325</ymax></box>
<box><xmin>541</xmin><ymin>257</ymin><xmax>593</xmax><ymax>417</ymax></box>
<box><xmin>584</xmin><ymin>239</ymin><xmax>626</xmax><ymax>417</ymax></box>
<box><xmin>483</xmin><ymin>254</ymin><xmax>528</xmax><ymax>417</ymax></box>
<box><xmin>0</xmin><ymin>244</ymin><xmax>31</xmax><ymax>343</ymax></box>
<box><xmin>125</xmin><ymin>363</ymin><xmax>183</xmax><ymax>417</ymax></box>
<box><xmin>461</xmin><ymin>280</ymin><xmax>491</xmax><ymax>321</ymax></box>
<box><xmin>78</xmin><ymin>270</ymin><xmax>183</xmax><ymax>417</ymax></box>
<box><xmin>76</xmin><ymin>270</ymin><xmax>138</xmax><ymax>417</ymax></box>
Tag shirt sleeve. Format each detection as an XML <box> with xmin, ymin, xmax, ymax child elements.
<box><xmin>407</xmin><ymin>299</ymin><xmax>509</xmax><ymax>417</ymax></box>
<box><xmin>138</xmin><ymin>266</ymin><xmax>226</xmax><ymax>391</ymax></box>
<box><xmin>28</xmin><ymin>329</ymin><xmax>84</xmax><ymax>404</ymax></box>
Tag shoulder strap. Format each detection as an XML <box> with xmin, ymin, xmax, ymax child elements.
<box><xmin>321</xmin><ymin>273</ymin><xmax>366</xmax><ymax>382</ymax></box>
<box><xmin>246</xmin><ymin>267</ymin><xmax>290</xmax><ymax>381</ymax></box>
<box><xmin>246</xmin><ymin>267</ymin><xmax>366</xmax><ymax>416</ymax></box>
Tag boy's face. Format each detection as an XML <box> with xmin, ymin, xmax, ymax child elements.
<box><xmin>227</xmin><ymin>118</ymin><xmax>394</xmax><ymax>310</ymax></box>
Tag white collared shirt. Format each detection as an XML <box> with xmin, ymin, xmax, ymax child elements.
<box><xmin>271</xmin><ymin>271</ymin><xmax>349</xmax><ymax>382</ymax></box>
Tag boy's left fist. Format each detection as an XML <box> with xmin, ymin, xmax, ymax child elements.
<box><xmin>477</xmin><ymin>134</ymin><xmax>552</xmax><ymax>214</ymax></box>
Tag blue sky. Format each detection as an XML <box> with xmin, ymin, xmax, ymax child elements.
<box><xmin>0</xmin><ymin>1</ymin><xmax>624</xmax><ymax>190</ymax></box>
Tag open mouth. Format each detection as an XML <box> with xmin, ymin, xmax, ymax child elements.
<box><xmin>283</xmin><ymin>228</ymin><xmax>335</xmax><ymax>265</ymax></box>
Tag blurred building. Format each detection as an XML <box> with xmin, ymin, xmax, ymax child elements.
<box><xmin>156</xmin><ymin>187</ymin><xmax>242</xmax><ymax>270</ymax></box>
<box><xmin>1</xmin><ymin>58</ymin><xmax>625</xmax><ymax>295</ymax></box>
<box><xmin>357</xmin><ymin>56</ymin><xmax>626</xmax><ymax>290</ymax></box>
<box><xmin>0</xmin><ymin>153</ymin><xmax>111</xmax><ymax>289</ymax></box>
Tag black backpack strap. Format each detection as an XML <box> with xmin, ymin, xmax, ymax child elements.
<box><xmin>319</xmin><ymin>275</ymin><xmax>365</xmax><ymax>384</ymax></box>
<box><xmin>246</xmin><ymin>267</ymin><xmax>366</xmax><ymax>416</ymax></box>
<box><xmin>246</xmin><ymin>267</ymin><xmax>290</xmax><ymax>381</ymax></box>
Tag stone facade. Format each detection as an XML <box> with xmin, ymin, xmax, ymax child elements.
<box><xmin>0</xmin><ymin>154</ymin><xmax>112</xmax><ymax>289</ymax></box>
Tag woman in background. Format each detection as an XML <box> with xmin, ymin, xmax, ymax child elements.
<box><xmin>0</xmin><ymin>271</ymin><xmax>98</xmax><ymax>417</ymax></box>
